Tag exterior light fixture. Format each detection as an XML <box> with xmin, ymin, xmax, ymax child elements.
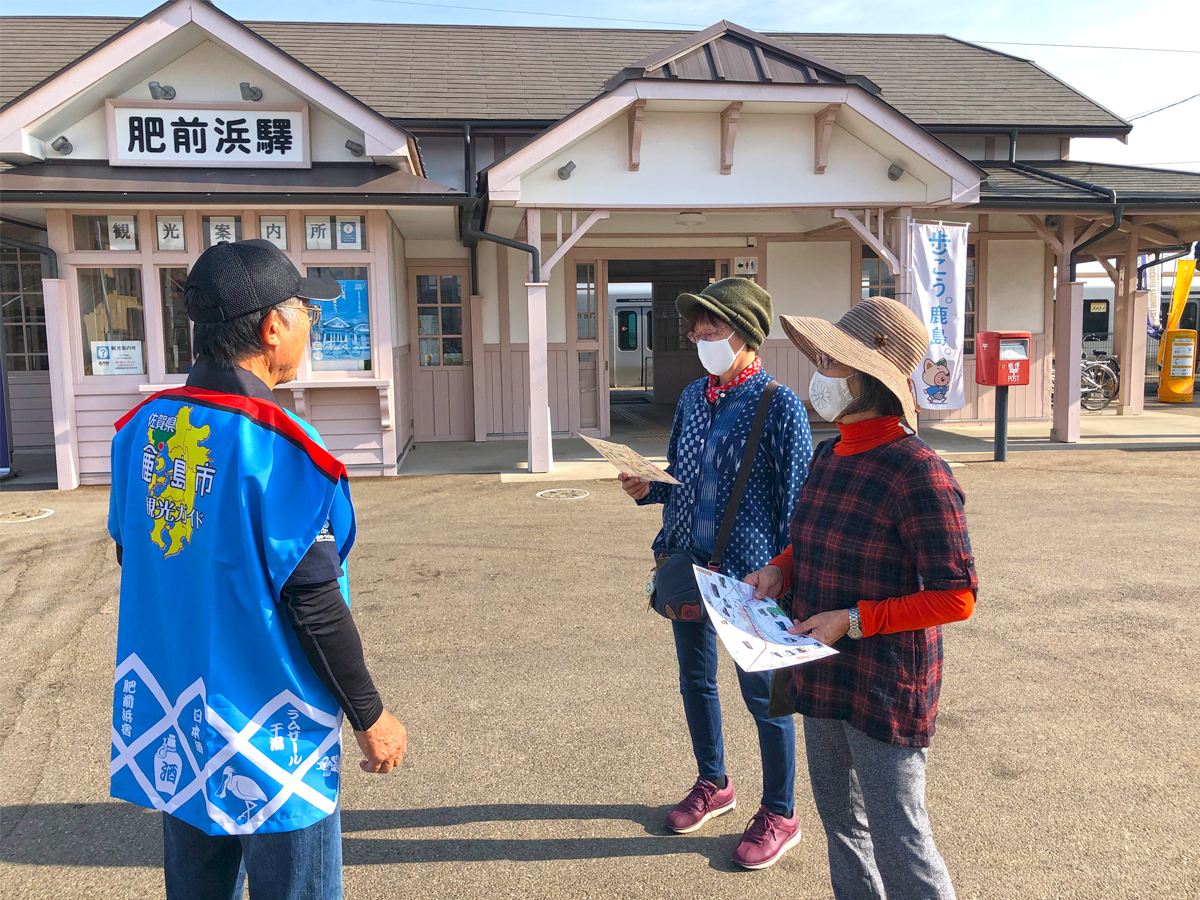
<box><xmin>345</xmin><ymin>139</ymin><xmax>365</xmax><ymax>158</ymax></box>
<box><xmin>148</xmin><ymin>81</ymin><xmax>176</xmax><ymax>100</ymax></box>
<box><xmin>1044</xmin><ymin>215</ymin><xmax>1060</xmax><ymax>230</ymax></box>
<box><xmin>887</xmin><ymin>164</ymin><xmax>904</xmax><ymax>182</ymax></box>
<box><xmin>557</xmin><ymin>160</ymin><xmax>576</xmax><ymax>180</ymax></box>
<box><xmin>50</xmin><ymin>136</ymin><xmax>73</xmax><ymax>155</ymax></box>
<box><xmin>240</xmin><ymin>82</ymin><xmax>263</xmax><ymax>102</ymax></box>
<box><xmin>674</xmin><ymin>211</ymin><xmax>706</xmax><ymax>227</ymax></box>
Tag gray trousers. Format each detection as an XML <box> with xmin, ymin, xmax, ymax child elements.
<box><xmin>803</xmin><ymin>716</ymin><xmax>956</xmax><ymax>900</ymax></box>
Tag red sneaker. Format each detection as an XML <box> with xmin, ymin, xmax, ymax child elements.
<box><xmin>664</xmin><ymin>776</ymin><xmax>737</xmax><ymax>834</ymax></box>
<box><xmin>731</xmin><ymin>805</ymin><xmax>801</xmax><ymax>869</ymax></box>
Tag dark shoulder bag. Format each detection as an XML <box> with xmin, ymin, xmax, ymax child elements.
<box><xmin>649</xmin><ymin>381</ymin><xmax>780</xmax><ymax>621</ymax></box>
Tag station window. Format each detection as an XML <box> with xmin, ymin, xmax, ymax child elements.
<box><xmin>307</xmin><ymin>267</ymin><xmax>371</xmax><ymax>371</ymax></box>
<box><xmin>965</xmin><ymin>244</ymin><xmax>976</xmax><ymax>355</ymax></box>
<box><xmin>305</xmin><ymin>215</ymin><xmax>366</xmax><ymax>251</ymax></box>
<box><xmin>159</xmin><ymin>267</ymin><xmax>193</xmax><ymax>374</ymax></box>
<box><xmin>860</xmin><ymin>246</ymin><xmax>896</xmax><ymax>299</ymax></box>
<box><xmin>77</xmin><ymin>267</ymin><xmax>146</xmax><ymax>376</ymax></box>
<box><xmin>576</xmin><ymin>264</ymin><xmax>597</xmax><ymax>340</ymax></box>
<box><xmin>73</xmin><ymin>215</ymin><xmax>139</xmax><ymax>251</ymax></box>
<box><xmin>415</xmin><ymin>273</ymin><xmax>462</xmax><ymax>367</ymax></box>
<box><xmin>1</xmin><ymin>242</ymin><xmax>48</xmax><ymax>372</ymax></box>
<box><xmin>202</xmin><ymin>216</ymin><xmax>242</xmax><ymax>248</ymax></box>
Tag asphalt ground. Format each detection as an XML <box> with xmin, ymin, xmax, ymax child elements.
<box><xmin>1</xmin><ymin>449</ymin><xmax>1198</xmax><ymax>900</ymax></box>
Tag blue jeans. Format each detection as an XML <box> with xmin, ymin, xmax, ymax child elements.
<box><xmin>672</xmin><ymin>618</ymin><xmax>796</xmax><ymax>816</ymax></box>
<box><xmin>162</xmin><ymin>807</ymin><xmax>342</xmax><ymax>900</ymax></box>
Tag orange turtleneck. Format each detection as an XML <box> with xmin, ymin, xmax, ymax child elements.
<box><xmin>766</xmin><ymin>415</ymin><xmax>975</xmax><ymax>637</ymax></box>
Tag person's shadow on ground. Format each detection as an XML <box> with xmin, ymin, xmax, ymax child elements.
<box><xmin>1</xmin><ymin>803</ymin><xmax>750</xmax><ymax>873</ymax></box>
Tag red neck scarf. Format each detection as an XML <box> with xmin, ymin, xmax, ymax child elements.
<box><xmin>834</xmin><ymin>415</ymin><xmax>907</xmax><ymax>456</ymax></box>
<box><xmin>705</xmin><ymin>357</ymin><xmax>762</xmax><ymax>405</ymax></box>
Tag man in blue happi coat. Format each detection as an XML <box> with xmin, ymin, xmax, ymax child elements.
<box><xmin>108</xmin><ymin>239</ymin><xmax>407</xmax><ymax>900</ymax></box>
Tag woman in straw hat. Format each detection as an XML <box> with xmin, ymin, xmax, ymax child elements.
<box><xmin>744</xmin><ymin>296</ymin><xmax>977</xmax><ymax>899</ymax></box>
<box><xmin>618</xmin><ymin>278</ymin><xmax>813</xmax><ymax>870</ymax></box>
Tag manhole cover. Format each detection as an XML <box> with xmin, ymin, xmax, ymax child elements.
<box><xmin>535</xmin><ymin>489</ymin><xmax>589</xmax><ymax>500</ymax></box>
<box><xmin>0</xmin><ymin>508</ymin><xmax>54</xmax><ymax>523</ymax></box>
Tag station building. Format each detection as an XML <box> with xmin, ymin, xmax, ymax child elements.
<box><xmin>2</xmin><ymin>1</ymin><xmax>1198</xmax><ymax>485</ymax></box>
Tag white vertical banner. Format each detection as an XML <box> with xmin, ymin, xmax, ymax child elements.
<box><xmin>910</xmin><ymin>222</ymin><xmax>968</xmax><ymax>409</ymax></box>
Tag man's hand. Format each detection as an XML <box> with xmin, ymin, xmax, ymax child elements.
<box><xmin>789</xmin><ymin>609</ymin><xmax>851</xmax><ymax>646</ymax></box>
<box><xmin>354</xmin><ymin>709</ymin><xmax>407</xmax><ymax>774</ymax></box>
<box><xmin>618</xmin><ymin>472</ymin><xmax>650</xmax><ymax>501</ymax></box>
<box><xmin>744</xmin><ymin>565</ymin><xmax>784</xmax><ymax>600</ymax></box>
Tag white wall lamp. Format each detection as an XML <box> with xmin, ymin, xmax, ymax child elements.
<box><xmin>887</xmin><ymin>163</ymin><xmax>904</xmax><ymax>181</ymax></box>
<box><xmin>557</xmin><ymin>160</ymin><xmax>576</xmax><ymax>180</ymax></box>
<box><xmin>148</xmin><ymin>82</ymin><xmax>176</xmax><ymax>100</ymax></box>
<box><xmin>240</xmin><ymin>82</ymin><xmax>263</xmax><ymax>102</ymax></box>
<box><xmin>345</xmin><ymin>140</ymin><xmax>365</xmax><ymax>158</ymax></box>
<box><xmin>674</xmin><ymin>211</ymin><xmax>706</xmax><ymax>227</ymax></box>
<box><xmin>50</xmin><ymin>136</ymin><xmax>73</xmax><ymax>155</ymax></box>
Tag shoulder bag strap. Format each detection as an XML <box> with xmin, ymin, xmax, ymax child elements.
<box><xmin>708</xmin><ymin>380</ymin><xmax>779</xmax><ymax>570</ymax></box>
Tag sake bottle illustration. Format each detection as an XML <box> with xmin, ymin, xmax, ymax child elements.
<box><xmin>154</xmin><ymin>733</ymin><xmax>183</xmax><ymax>796</ymax></box>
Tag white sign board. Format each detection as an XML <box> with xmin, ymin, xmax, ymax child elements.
<box><xmin>156</xmin><ymin>216</ymin><xmax>185</xmax><ymax>251</ymax></box>
<box><xmin>910</xmin><ymin>222</ymin><xmax>968</xmax><ymax>410</ymax></box>
<box><xmin>305</xmin><ymin>217</ymin><xmax>332</xmax><ymax>250</ymax></box>
<box><xmin>336</xmin><ymin>216</ymin><xmax>362</xmax><ymax>250</ymax></box>
<box><xmin>91</xmin><ymin>341</ymin><xmax>144</xmax><ymax>376</ymax></box>
<box><xmin>733</xmin><ymin>256</ymin><xmax>758</xmax><ymax>276</ymax></box>
<box><xmin>107</xmin><ymin>101</ymin><xmax>310</xmax><ymax>168</ymax></box>
<box><xmin>260</xmin><ymin>216</ymin><xmax>288</xmax><ymax>249</ymax></box>
<box><xmin>107</xmin><ymin>216</ymin><xmax>137</xmax><ymax>250</ymax></box>
<box><xmin>206</xmin><ymin>217</ymin><xmax>237</xmax><ymax>246</ymax></box>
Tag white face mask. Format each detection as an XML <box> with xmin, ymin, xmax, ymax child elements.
<box><xmin>809</xmin><ymin>371</ymin><xmax>856</xmax><ymax>422</ymax></box>
<box><xmin>696</xmin><ymin>333</ymin><xmax>740</xmax><ymax>376</ymax></box>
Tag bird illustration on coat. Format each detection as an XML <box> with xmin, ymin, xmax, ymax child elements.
<box><xmin>217</xmin><ymin>766</ymin><xmax>268</xmax><ymax>824</ymax></box>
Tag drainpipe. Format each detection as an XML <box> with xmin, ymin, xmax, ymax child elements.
<box><xmin>1004</xmin><ymin>130</ymin><xmax>1122</xmax><ymax>279</ymax></box>
<box><xmin>0</xmin><ymin>235</ymin><xmax>58</xmax><ymax>278</ymax></box>
<box><xmin>461</xmin><ymin>200</ymin><xmax>540</xmax><ymax>282</ymax></box>
<box><xmin>1137</xmin><ymin>243</ymin><xmax>1195</xmax><ymax>288</ymax></box>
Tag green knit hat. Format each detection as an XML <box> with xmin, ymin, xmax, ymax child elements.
<box><xmin>675</xmin><ymin>277</ymin><xmax>773</xmax><ymax>349</ymax></box>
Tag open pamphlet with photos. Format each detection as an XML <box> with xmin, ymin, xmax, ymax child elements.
<box><xmin>578</xmin><ymin>434</ymin><xmax>680</xmax><ymax>484</ymax></box>
<box><xmin>693</xmin><ymin>565</ymin><xmax>838</xmax><ymax>672</ymax></box>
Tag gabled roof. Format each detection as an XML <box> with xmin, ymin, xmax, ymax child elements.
<box><xmin>603</xmin><ymin>20</ymin><xmax>880</xmax><ymax>95</ymax></box>
<box><xmin>0</xmin><ymin>16</ymin><xmax>1131</xmax><ymax>135</ymax></box>
<box><xmin>0</xmin><ymin>1</ymin><xmax>426</xmax><ymax>173</ymax></box>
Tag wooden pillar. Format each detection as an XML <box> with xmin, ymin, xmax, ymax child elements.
<box><xmin>1051</xmin><ymin>214</ymin><xmax>1081</xmax><ymax>443</ymax></box>
<box><xmin>41</xmin><ymin>277</ymin><xmax>81</xmax><ymax>489</ymax></box>
<box><xmin>526</xmin><ymin>281</ymin><xmax>552</xmax><ymax>472</ymax></box>
<box><xmin>1117</xmin><ymin>290</ymin><xmax>1149</xmax><ymax>415</ymax></box>
<box><xmin>469</xmin><ymin>293</ymin><xmax>487</xmax><ymax>442</ymax></box>
<box><xmin>1113</xmin><ymin>230</ymin><xmax>1141</xmax><ymax>414</ymax></box>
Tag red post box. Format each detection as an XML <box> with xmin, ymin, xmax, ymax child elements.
<box><xmin>975</xmin><ymin>331</ymin><xmax>1031</xmax><ymax>386</ymax></box>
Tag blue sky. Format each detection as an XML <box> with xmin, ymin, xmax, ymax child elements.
<box><xmin>25</xmin><ymin>0</ymin><xmax>1200</xmax><ymax>170</ymax></box>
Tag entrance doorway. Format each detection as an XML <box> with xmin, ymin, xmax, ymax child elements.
<box><xmin>606</xmin><ymin>259</ymin><xmax>714</xmax><ymax>410</ymax></box>
<box><xmin>410</xmin><ymin>265</ymin><xmax>474</xmax><ymax>441</ymax></box>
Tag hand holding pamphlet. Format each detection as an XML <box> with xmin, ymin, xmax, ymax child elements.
<box><xmin>578</xmin><ymin>434</ymin><xmax>680</xmax><ymax>484</ymax></box>
<box><xmin>693</xmin><ymin>565</ymin><xmax>838</xmax><ymax>672</ymax></box>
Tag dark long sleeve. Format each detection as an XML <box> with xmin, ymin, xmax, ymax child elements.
<box><xmin>278</xmin><ymin>577</ymin><xmax>384</xmax><ymax>732</ymax></box>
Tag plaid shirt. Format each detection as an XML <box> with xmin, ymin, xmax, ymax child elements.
<box><xmin>779</xmin><ymin>435</ymin><xmax>977</xmax><ymax>747</ymax></box>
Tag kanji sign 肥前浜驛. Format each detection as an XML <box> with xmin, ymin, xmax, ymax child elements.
<box><xmin>107</xmin><ymin>102</ymin><xmax>309</xmax><ymax>168</ymax></box>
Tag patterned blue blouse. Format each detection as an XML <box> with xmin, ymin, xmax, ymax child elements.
<box><xmin>638</xmin><ymin>368</ymin><xmax>813</xmax><ymax>581</ymax></box>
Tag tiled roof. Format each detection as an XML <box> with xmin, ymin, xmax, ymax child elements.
<box><xmin>980</xmin><ymin>161</ymin><xmax>1200</xmax><ymax>207</ymax></box>
<box><xmin>0</xmin><ymin>16</ymin><xmax>1129</xmax><ymax>132</ymax></box>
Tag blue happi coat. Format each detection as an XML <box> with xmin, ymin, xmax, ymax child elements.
<box><xmin>108</xmin><ymin>386</ymin><xmax>355</xmax><ymax>836</ymax></box>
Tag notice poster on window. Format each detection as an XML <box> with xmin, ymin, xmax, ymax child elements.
<box><xmin>310</xmin><ymin>279</ymin><xmax>370</xmax><ymax>371</ymax></box>
<box><xmin>910</xmin><ymin>222</ymin><xmax>968</xmax><ymax>409</ymax></box>
<box><xmin>91</xmin><ymin>340</ymin><xmax>144</xmax><ymax>376</ymax></box>
<box><xmin>692</xmin><ymin>566</ymin><xmax>837</xmax><ymax>672</ymax></box>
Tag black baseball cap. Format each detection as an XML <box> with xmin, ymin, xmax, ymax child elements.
<box><xmin>185</xmin><ymin>239</ymin><xmax>343</xmax><ymax>324</ymax></box>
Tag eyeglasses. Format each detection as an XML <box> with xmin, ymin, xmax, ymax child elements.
<box><xmin>687</xmin><ymin>326</ymin><xmax>732</xmax><ymax>344</ymax></box>
<box><xmin>296</xmin><ymin>302</ymin><xmax>321</xmax><ymax>329</ymax></box>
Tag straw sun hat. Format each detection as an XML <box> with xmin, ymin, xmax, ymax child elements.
<box><xmin>779</xmin><ymin>297</ymin><xmax>929</xmax><ymax>432</ymax></box>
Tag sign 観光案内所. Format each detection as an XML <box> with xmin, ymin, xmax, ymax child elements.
<box><xmin>92</xmin><ymin>341</ymin><xmax>144</xmax><ymax>376</ymax></box>
<box><xmin>107</xmin><ymin>101</ymin><xmax>309</xmax><ymax>168</ymax></box>
<box><xmin>910</xmin><ymin>222</ymin><xmax>968</xmax><ymax>410</ymax></box>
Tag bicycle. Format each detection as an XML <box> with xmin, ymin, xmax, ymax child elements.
<box><xmin>1080</xmin><ymin>359</ymin><xmax>1118</xmax><ymax>411</ymax></box>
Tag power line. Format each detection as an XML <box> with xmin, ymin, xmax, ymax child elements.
<box><xmin>1127</xmin><ymin>93</ymin><xmax>1200</xmax><ymax>121</ymax></box>
<box><xmin>975</xmin><ymin>39</ymin><xmax>1200</xmax><ymax>54</ymax></box>
<box><xmin>355</xmin><ymin>0</ymin><xmax>701</xmax><ymax>28</ymax></box>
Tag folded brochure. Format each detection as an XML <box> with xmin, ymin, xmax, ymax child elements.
<box><xmin>693</xmin><ymin>565</ymin><xmax>838</xmax><ymax>672</ymax></box>
<box><xmin>579</xmin><ymin>434</ymin><xmax>680</xmax><ymax>484</ymax></box>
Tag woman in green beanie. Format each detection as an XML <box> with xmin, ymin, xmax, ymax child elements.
<box><xmin>618</xmin><ymin>277</ymin><xmax>814</xmax><ymax>869</ymax></box>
